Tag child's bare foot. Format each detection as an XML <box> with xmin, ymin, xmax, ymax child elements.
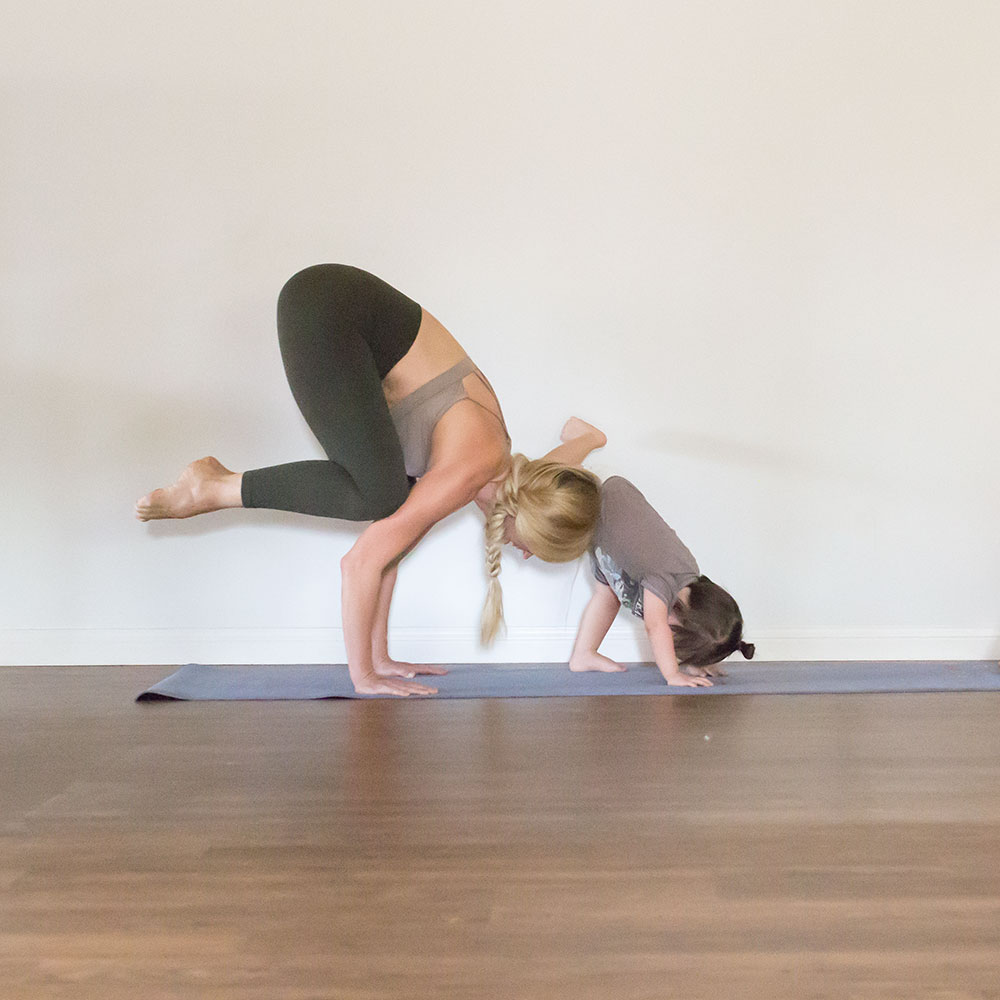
<box><xmin>560</xmin><ymin>416</ymin><xmax>607</xmax><ymax>448</ymax></box>
<box><xmin>569</xmin><ymin>651</ymin><xmax>626</xmax><ymax>672</ymax></box>
<box><xmin>135</xmin><ymin>457</ymin><xmax>243</xmax><ymax>521</ymax></box>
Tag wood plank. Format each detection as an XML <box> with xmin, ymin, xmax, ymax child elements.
<box><xmin>1</xmin><ymin>666</ymin><xmax>999</xmax><ymax>998</ymax></box>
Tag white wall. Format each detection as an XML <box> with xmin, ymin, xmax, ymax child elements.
<box><xmin>2</xmin><ymin>0</ymin><xmax>998</xmax><ymax>666</ymax></box>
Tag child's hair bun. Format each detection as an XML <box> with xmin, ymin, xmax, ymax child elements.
<box><xmin>739</xmin><ymin>641</ymin><xmax>756</xmax><ymax>659</ymax></box>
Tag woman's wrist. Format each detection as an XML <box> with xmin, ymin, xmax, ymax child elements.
<box><xmin>349</xmin><ymin>665</ymin><xmax>377</xmax><ymax>689</ymax></box>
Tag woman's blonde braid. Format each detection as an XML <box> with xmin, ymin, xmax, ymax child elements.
<box><xmin>480</xmin><ymin>456</ymin><xmax>525</xmax><ymax>644</ymax></box>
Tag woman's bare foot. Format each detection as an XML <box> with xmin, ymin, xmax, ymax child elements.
<box><xmin>569</xmin><ymin>650</ymin><xmax>626</xmax><ymax>672</ymax></box>
<box><xmin>135</xmin><ymin>457</ymin><xmax>243</xmax><ymax>521</ymax></box>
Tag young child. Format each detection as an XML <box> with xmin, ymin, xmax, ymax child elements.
<box><xmin>569</xmin><ymin>474</ymin><xmax>754</xmax><ymax>687</ymax></box>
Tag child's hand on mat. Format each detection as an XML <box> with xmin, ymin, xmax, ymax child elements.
<box><xmin>568</xmin><ymin>652</ymin><xmax>627</xmax><ymax>672</ymax></box>
<box><xmin>373</xmin><ymin>659</ymin><xmax>449</xmax><ymax>679</ymax></box>
<box><xmin>686</xmin><ymin>665</ymin><xmax>728</xmax><ymax>679</ymax></box>
<box><xmin>662</xmin><ymin>671</ymin><xmax>713</xmax><ymax>688</ymax></box>
<box><xmin>353</xmin><ymin>673</ymin><xmax>439</xmax><ymax>697</ymax></box>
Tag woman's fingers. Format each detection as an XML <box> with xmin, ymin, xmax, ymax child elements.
<box><xmin>374</xmin><ymin>660</ymin><xmax>449</xmax><ymax>678</ymax></box>
<box><xmin>354</xmin><ymin>676</ymin><xmax>438</xmax><ymax>697</ymax></box>
<box><xmin>385</xmin><ymin>678</ymin><xmax>437</xmax><ymax>696</ymax></box>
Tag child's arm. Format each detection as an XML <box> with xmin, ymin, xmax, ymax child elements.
<box><xmin>569</xmin><ymin>583</ymin><xmax>625</xmax><ymax>672</ymax></box>
<box><xmin>642</xmin><ymin>589</ymin><xmax>713</xmax><ymax>688</ymax></box>
<box><xmin>541</xmin><ymin>417</ymin><xmax>607</xmax><ymax>467</ymax></box>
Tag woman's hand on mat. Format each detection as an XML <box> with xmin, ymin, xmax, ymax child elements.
<box><xmin>372</xmin><ymin>658</ymin><xmax>449</xmax><ymax>679</ymax></box>
<box><xmin>353</xmin><ymin>673</ymin><xmax>439</xmax><ymax>697</ymax></box>
<box><xmin>662</xmin><ymin>671</ymin><xmax>714</xmax><ymax>688</ymax></box>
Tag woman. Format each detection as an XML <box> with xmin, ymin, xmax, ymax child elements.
<box><xmin>136</xmin><ymin>264</ymin><xmax>604</xmax><ymax>696</ymax></box>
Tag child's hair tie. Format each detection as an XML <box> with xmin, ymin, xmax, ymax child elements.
<box><xmin>739</xmin><ymin>641</ymin><xmax>756</xmax><ymax>659</ymax></box>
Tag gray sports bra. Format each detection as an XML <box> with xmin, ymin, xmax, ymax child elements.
<box><xmin>388</xmin><ymin>356</ymin><xmax>511</xmax><ymax>480</ymax></box>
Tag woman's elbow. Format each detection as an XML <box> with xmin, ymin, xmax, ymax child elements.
<box><xmin>341</xmin><ymin>541</ymin><xmax>378</xmax><ymax>577</ymax></box>
<box><xmin>341</xmin><ymin>521</ymin><xmax>410</xmax><ymax>577</ymax></box>
<box><xmin>339</xmin><ymin>550</ymin><xmax>359</xmax><ymax>578</ymax></box>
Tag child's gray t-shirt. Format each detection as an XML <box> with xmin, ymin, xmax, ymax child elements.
<box><xmin>590</xmin><ymin>476</ymin><xmax>700</xmax><ymax>619</ymax></box>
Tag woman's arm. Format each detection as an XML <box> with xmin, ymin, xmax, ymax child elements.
<box><xmin>340</xmin><ymin>459</ymin><xmax>489</xmax><ymax>696</ymax></box>
<box><xmin>541</xmin><ymin>417</ymin><xmax>607</xmax><ymax>467</ymax></box>
<box><xmin>370</xmin><ymin>562</ymin><xmax>448</xmax><ymax>678</ymax></box>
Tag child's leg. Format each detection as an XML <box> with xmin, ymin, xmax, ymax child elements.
<box><xmin>241</xmin><ymin>264</ymin><xmax>421</xmax><ymax>521</ymax></box>
<box><xmin>569</xmin><ymin>583</ymin><xmax>626</xmax><ymax>672</ymax></box>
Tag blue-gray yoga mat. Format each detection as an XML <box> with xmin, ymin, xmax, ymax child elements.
<box><xmin>136</xmin><ymin>661</ymin><xmax>1000</xmax><ymax>701</ymax></box>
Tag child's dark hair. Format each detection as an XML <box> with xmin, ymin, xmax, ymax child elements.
<box><xmin>670</xmin><ymin>576</ymin><xmax>755</xmax><ymax>668</ymax></box>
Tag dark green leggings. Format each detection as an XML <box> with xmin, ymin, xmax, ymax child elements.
<box><xmin>241</xmin><ymin>264</ymin><xmax>422</xmax><ymax>520</ymax></box>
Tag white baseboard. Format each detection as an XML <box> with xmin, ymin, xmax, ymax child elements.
<box><xmin>1</xmin><ymin>626</ymin><xmax>998</xmax><ymax>666</ymax></box>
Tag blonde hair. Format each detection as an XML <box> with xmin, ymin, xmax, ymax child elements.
<box><xmin>481</xmin><ymin>454</ymin><xmax>601</xmax><ymax>644</ymax></box>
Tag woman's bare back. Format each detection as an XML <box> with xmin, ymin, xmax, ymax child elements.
<box><xmin>381</xmin><ymin>309</ymin><xmax>467</xmax><ymax>403</ymax></box>
<box><xmin>382</xmin><ymin>310</ymin><xmax>505</xmax><ymax>425</ymax></box>
<box><xmin>383</xmin><ymin>308</ymin><xmax>511</xmax><ymax>500</ymax></box>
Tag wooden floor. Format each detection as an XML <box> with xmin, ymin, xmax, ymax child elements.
<box><xmin>2</xmin><ymin>667</ymin><xmax>999</xmax><ymax>999</ymax></box>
